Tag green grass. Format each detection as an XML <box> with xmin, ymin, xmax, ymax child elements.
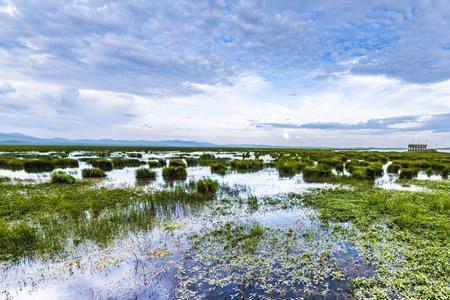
<box><xmin>111</xmin><ymin>158</ymin><xmax>143</xmax><ymax>169</ymax></box>
<box><xmin>231</xmin><ymin>159</ymin><xmax>263</xmax><ymax>171</ymax></box>
<box><xmin>301</xmin><ymin>184</ymin><xmax>450</xmax><ymax>298</ymax></box>
<box><xmin>135</xmin><ymin>168</ymin><xmax>156</xmax><ymax>180</ymax></box>
<box><xmin>148</xmin><ymin>159</ymin><xmax>166</xmax><ymax>168</ymax></box>
<box><xmin>162</xmin><ymin>166</ymin><xmax>187</xmax><ymax>180</ymax></box>
<box><xmin>82</xmin><ymin>168</ymin><xmax>107</xmax><ymax>178</ymax></box>
<box><xmin>210</xmin><ymin>162</ymin><xmax>228</xmax><ymax>175</ymax></box>
<box><xmin>399</xmin><ymin>168</ymin><xmax>419</xmax><ymax>180</ymax></box>
<box><xmin>302</xmin><ymin>165</ymin><xmax>332</xmax><ymax>182</ymax></box>
<box><xmin>51</xmin><ymin>172</ymin><xmax>76</xmax><ymax>184</ymax></box>
<box><xmin>196</xmin><ymin>178</ymin><xmax>219</xmax><ymax>198</ymax></box>
<box><xmin>87</xmin><ymin>158</ymin><xmax>113</xmax><ymax>171</ymax></box>
<box><xmin>23</xmin><ymin>159</ymin><xmax>56</xmax><ymax>173</ymax></box>
<box><xmin>0</xmin><ymin>181</ymin><xmax>200</xmax><ymax>261</ymax></box>
<box><xmin>169</xmin><ymin>159</ymin><xmax>187</xmax><ymax>168</ymax></box>
<box><xmin>275</xmin><ymin>160</ymin><xmax>306</xmax><ymax>177</ymax></box>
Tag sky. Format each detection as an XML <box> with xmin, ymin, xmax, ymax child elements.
<box><xmin>1</xmin><ymin>0</ymin><xmax>450</xmax><ymax>147</ymax></box>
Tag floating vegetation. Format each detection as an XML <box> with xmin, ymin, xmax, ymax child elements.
<box><xmin>162</xmin><ymin>166</ymin><xmax>188</xmax><ymax>180</ymax></box>
<box><xmin>82</xmin><ymin>167</ymin><xmax>107</xmax><ymax>178</ymax></box>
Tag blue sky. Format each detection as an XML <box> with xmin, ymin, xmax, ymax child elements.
<box><xmin>1</xmin><ymin>0</ymin><xmax>450</xmax><ymax>147</ymax></box>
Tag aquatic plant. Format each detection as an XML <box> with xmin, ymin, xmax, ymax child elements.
<box><xmin>23</xmin><ymin>159</ymin><xmax>56</xmax><ymax>173</ymax></box>
<box><xmin>162</xmin><ymin>166</ymin><xmax>187</xmax><ymax>180</ymax></box>
<box><xmin>387</xmin><ymin>162</ymin><xmax>401</xmax><ymax>173</ymax></box>
<box><xmin>0</xmin><ymin>182</ymin><xmax>200</xmax><ymax>261</ymax></box>
<box><xmin>0</xmin><ymin>158</ymin><xmax>24</xmax><ymax>170</ymax></box>
<box><xmin>53</xmin><ymin>158</ymin><xmax>79</xmax><ymax>169</ymax></box>
<box><xmin>231</xmin><ymin>159</ymin><xmax>263</xmax><ymax>171</ymax></box>
<box><xmin>51</xmin><ymin>172</ymin><xmax>76</xmax><ymax>184</ymax></box>
<box><xmin>169</xmin><ymin>159</ymin><xmax>187</xmax><ymax>168</ymax></box>
<box><xmin>135</xmin><ymin>168</ymin><xmax>156</xmax><ymax>180</ymax></box>
<box><xmin>199</xmin><ymin>153</ymin><xmax>215</xmax><ymax>160</ymax></box>
<box><xmin>276</xmin><ymin>160</ymin><xmax>306</xmax><ymax>176</ymax></box>
<box><xmin>210</xmin><ymin>162</ymin><xmax>228</xmax><ymax>175</ymax></box>
<box><xmin>128</xmin><ymin>152</ymin><xmax>143</xmax><ymax>158</ymax></box>
<box><xmin>196</xmin><ymin>179</ymin><xmax>219</xmax><ymax>197</ymax></box>
<box><xmin>148</xmin><ymin>159</ymin><xmax>166</xmax><ymax>168</ymax></box>
<box><xmin>399</xmin><ymin>168</ymin><xmax>419</xmax><ymax>180</ymax></box>
<box><xmin>302</xmin><ymin>165</ymin><xmax>332</xmax><ymax>182</ymax></box>
<box><xmin>112</xmin><ymin>158</ymin><xmax>142</xmax><ymax>169</ymax></box>
<box><xmin>82</xmin><ymin>168</ymin><xmax>107</xmax><ymax>178</ymax></box>
<box><xmin>87</xmin><ymin>159</ymin><xmax>113</xmax><ymax>171</ymax></box>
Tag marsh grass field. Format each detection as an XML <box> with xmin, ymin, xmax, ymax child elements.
<box><xmin>0</xmin><ymin>146</ymin><xmax>449</xmax><ymax>299</ymax></box>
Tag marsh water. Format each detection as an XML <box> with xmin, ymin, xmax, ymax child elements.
<box><xmin>0</xmin><ymin>151</ymin><xmax>437</xmax><ymax>299</ymax></box>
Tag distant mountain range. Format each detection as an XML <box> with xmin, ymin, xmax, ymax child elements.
<box><xmin>0</xmin><ymin>132</ymin><xmax>218</xmax><ymax>147</ymax></box>
<box><xmin>0</xmin><ymin>132</ymin><xmax>418</xmax><ymax>150</ymax></box>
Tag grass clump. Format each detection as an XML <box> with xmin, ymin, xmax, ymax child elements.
<box><xmin>112</xmin><ymin>158</ymin><xmax>142</xmax><ymax>169</ymax></box>
<box><xmin>387</xmin><ymin>162</ymin><xmax>401</xmax><ymax>173</ymax></box>
<box><xmin>302</xmin><ymin>165</ymin><xmax>332</xmax><ymax>182</ymax></box>
<box><xmin>210</xmin><ymin>162</ymin><xmax>228</xmax><ymax>175</ymax></box>
<box><xmin>231</xmin><ymin>159</ymin><xmax>263</xmax><ymax>171</ymax></box>
<box><xmin>0</xmin><ymin>158</ymin><xmax>24</xmax><ymax>170</ymax></box>
<box><xmin>53</xmin><ymin>158</ymin><xmax>79</xmax><ymax>169</ymax></box>
<box><xmin>82</xmin><ymin>168</ymin><xmax>107</xmax><ymax>178</ymax></box>
<box><xmin>276</xmin><ymin>160</ymin><xmax>306</xmax><ymax>177</ymax></box>
<box><xmin>169</xmin><ymin>159</ymin><xmax>186</xmax><ymax>168</ymax></box>
<box><xmin>399</xmin><ymin>168</ymin><xmax>419</xmax><ymax>180</ymax></box>
<box><xmin>162</xmin><ymin>166</ymin><xmax>187</xmax><ymax>180</ymax></box>
<box><xmin>196</xmin><ymin>179</ymin><xmax>219</xmax><ymax>198</ymax></box>
<box><xmin>23</xmin><ymin>159</ymin><xmax>56</xmax><ymax>173</ymax></box>
<box><xmin>148</xmin><ymin>159</ymin><xmax>166</xmax><ymax>168</ymax></box>
<box><xmin>87</xmin><ymin>159</ymin><xmax>113</xmax><ymax>171</ymax></box>
<box><xmin>135</xmin><ymin>168</ymin><xmax>156</xmax><ymax>180</ymax></box>
<box><xmin>51</xmin><ymin>172</ymin><xmax>76</xmax><ymax>184</ymax></box>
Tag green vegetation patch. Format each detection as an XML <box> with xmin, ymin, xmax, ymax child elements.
<box><xmin>162</xmin><ymin>166</ymin><xmax>187</xmax><ymax>180</ymax></box>
<box><xmin>135</xmin><ymin>168</ymin><xmax>157</xmax><ymax>180</ymax></box>
<box><xmin>301</xmin><ymin>185</ymin><xmax>450</xmax><ymax>298</ymax></box>
<box><xmin>82</xmin><ymin>168</ymin><xmax>107</xmax><ymax>178</ymax></box>
<box><xmin>51</xmin><ymin>172</ymin><xmax>76</xmax><ymax>184</ymax></box>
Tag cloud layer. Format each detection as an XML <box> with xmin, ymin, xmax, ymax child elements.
<box><xmin>1</xmin><ymin>1</ymin><xmax>450</xmax><ymax>146</ymax></box>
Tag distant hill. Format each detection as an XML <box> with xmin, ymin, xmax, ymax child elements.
<box><xmin>0</xmin><ymin>132</ymin><xmax>217</xmax><ymax>147</ymax></box>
